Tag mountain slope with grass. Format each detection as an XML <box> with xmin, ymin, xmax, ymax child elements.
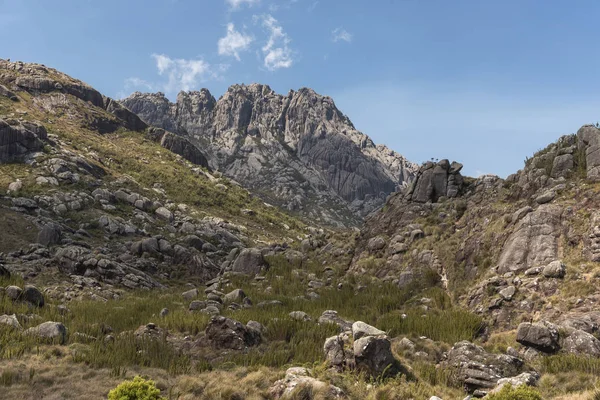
<box><xmin>1</xmin><ymin>58</ymin><xmax>600</xmax><ymax>399</ymax></box>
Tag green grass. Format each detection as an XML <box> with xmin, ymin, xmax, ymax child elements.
<box><xmin>539</xmin><ymin>354</ymin><xmax>600</xmax><ymax>375</ymax></box>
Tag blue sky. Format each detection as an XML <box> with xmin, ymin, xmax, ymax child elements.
<box><xmin>2</xmin><ymin>0</ymin><xmax>600</xmax><ymax>177</ymax></box>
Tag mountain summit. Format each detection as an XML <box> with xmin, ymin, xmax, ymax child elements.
<box><xmin>122</xmin><ymin>84</ymin><xmax>417</xmax><ymax>226</ymax></box>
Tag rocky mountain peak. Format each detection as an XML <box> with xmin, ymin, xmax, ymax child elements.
<box><xmin>122</xmin><ymin>85</ymin><xmax>418</xmax><ymax>226</ymax></box>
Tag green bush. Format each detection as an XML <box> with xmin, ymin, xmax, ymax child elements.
<box><xmin>485</xmin><ymin>384</ymin><xmax>542</xmax><ymax>400</ymax></box>
<box><xmin>108</xmin><ymin>376</ymin><xmax>164</xmax><ymax>400</ymax></box>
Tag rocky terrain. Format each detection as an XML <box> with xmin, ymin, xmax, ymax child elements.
<box><xmin>122</xmin><ymin>86</ymin><xmax>418</xmax><ymax>226</ymax></box>
<box><xmin>2</xmin><ymin>58</ymin><xmax>600</xmax><ymax>399</ymax></box>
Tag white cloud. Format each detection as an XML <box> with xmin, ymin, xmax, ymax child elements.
<box><xmin>226</xmin><ymin>0</ymin><xmax>259</xmax><ymax>11</ymax></box>
<box><xmin>218</xmin><ymin>23</ymin><xmax>254</xmax><ymax>61</ymax></box>
<box><xmin>151</xmin><ymin>54</ymin><xmax>227</xmax><ymax>94</ymax></box>
<box><xmin>255</xmin><ymin>14</ymin><xmax>294</xmax><ymax>71</ymax></box>
<box><xmin>332</xmin><ymin>27</ymin><xmax>352</xmax><ymax>43</ymax></box>
<box><xmin>124</xmin><ymin>77</ymin><xmax>154</xmax><ymax>91</ymax></box>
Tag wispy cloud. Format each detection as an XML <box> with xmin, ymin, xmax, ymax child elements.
<box><xmin>126</xmin><ymin>77</ymin><xmax>154</xmax><ymax>91</ymax></box>
<box><xmin>152</xmin><ymin>53</ymin><xmax>228</xmax><ymax>94</ymax></box>
<box><xmin>255</xmin><ymin>14</ymin><xmax>294</xmax><ymax>71</ymax></box>
<box><xmin>226</xmin><ymin>0</ymin><xmax>259</xmax><ymax>11</ymax></box>
<box><xmin>332</xmin><ymin>27</ymin><xmax>353</xmax><ymax>43</ymax></box>
<box><xmin>218</xmin><ymin>23</ymin><xmax>254</xmax><ymax>61</ymax></box>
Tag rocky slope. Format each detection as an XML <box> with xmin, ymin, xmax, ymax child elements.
<box><xmin>352</xmin><ymin>126</ymin><xmax>600</xmax><ymax>334</ymax></box>
<box><xmin>122</xmin><ymin>86</ymin><xmax>418</xmax><ymax>226</ymax></box>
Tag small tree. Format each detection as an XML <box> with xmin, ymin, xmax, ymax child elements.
<box><xmin>108</xmin><ymin>376</ymin><xmax>164</xmax><ymax>400</ymax></box>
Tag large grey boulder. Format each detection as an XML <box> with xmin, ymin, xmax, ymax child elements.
<box><xmin>38</xmin><ymin>223</ymin><xmax>62</xmax><ymax>246</ymax></box>
<box><xmin>269</xmin><ymin>367</ymin><xmax>344</xmax><ymax>399</ymax></box>
<box><xmin>230</xmin><ymin>248</ymin><xmax>267</xmax><ymax>276</ymax></box>
<box><xmin>205</xmin><ymin>316</ymin><xmax>261</xmax><ymax>350</ymax></box>
<box><xmin>0</xmin><ymin>314</ymin><xmax>22</xmax><ymax>330</ymax></box>
<box><xmin>25</xmin><ymin>321</ymin><xmax>67</xmax><ymax>344</ymax></box>
<box><xmin>442</xmin><ymin>341</ymin><xmax>524</xmax><ymax>394</ymax></box>
<box><xmin>22</xmin><ymin>285</ymin><xmax>44</xmax><ymax>307</ymax></box>
<box><xmin>352</xmin><ymin>321</ymin><xmax>386</xmax><ymax>340</ymax></box>
<box><xmin>224</xmin><ymin>289</ymin><xmax>247</xmax><ymax>303</ymax></box>
<box><xmin>562</xmin><ymin>329</ymin><xmax>600</xmax><ymax>357</ymax></box>
<box><xmin>353</xmin><ymin>335</ymin><xmax>400</xmax><ymax>378</ymax></box>
<box><xmin>516</xmin><ymin>322</ymin><xmax>560</xmax><ymax>353</ymax></box>
<box><xmin>324</xmin><ymin>335</ymin><xmax>346</xmax><ymax>368</ymax></box>
<box><xmin>0</xmin><ymin>119</ymin><xmax>47</xmax><ymax>163</ymax></box>
<box><xmin>318</xmin><ymin>310</ymin><xmax>352</xmax><ymax>331</ymax></box>
<box><xmin>542</xmin><ymin>260</ymin><xmax>566</xmax><ymax>278</ymax></box>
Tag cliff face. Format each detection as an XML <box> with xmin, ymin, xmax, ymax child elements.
<box><xmin>122</xmin><ymin>85</ymin><xmax>418</xmax><ymax>226</ymax></box>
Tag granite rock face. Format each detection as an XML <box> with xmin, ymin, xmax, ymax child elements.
<box><xmin>122</xmin><ymin>85</ymin><xmax>418</xmax><ymax>225</ymax></box>
<box><xmin>405</xmin><ymin>160</ymin><xmax>464</xmax><ymax>203</ymax></box>
<box><xmin>0</xmin><ymin>118</ymin><xmax>47</xmax><ymax>163</ymax></box>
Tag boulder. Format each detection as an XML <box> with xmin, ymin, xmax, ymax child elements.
<box><xmin>205</xmin><ymin>316</ymin><xmax>261</xmax><ymax>350</ymax></box>
<box><xmin>542</xmin><ymin>260</ymin><xmax>566</xmax><ymax>278</ymax></box>
<box><xmin>562</xmin><ymin>329</ymin><xmax>600</xmax><ymax>357</ymax></box>
<box><xmin>269</xmin><ymin>367</ymin><xmax>344</xmax><ymax>399</ymax></box>
<box><xmin>323</xmin><ymin>335</ymin><xmax>345</xmax><ymax>367</ymax></box>
<box><xmin>491</xmin><ymin>372</ymin><xmax>539</xmax><ymax>394</ymax></box>
<box><xmin>182</xmin><ymin>288</ymin><xmax>198</xmax><ymax>301</ymax></box>
<box><xmin>442</xmin><ymin>341</ymin><xmax>524</xmax><ymax>394</ymax></box>
<box><xmin>516</xmin><ymin>322</ymin><xmax>560</xmax><ymax>353</ymax></box>
<box><xmin>318</xmin><ymin>310</ymin><xmax>352</xmax><ymax>331</ymax></box>
<box><xmin>0</xmin><ymin>119</ymin><xmax>47</xmax><ymax>163</ymax></box>
<box><xmin>353</xmin><ymin>335</ymin><xmax>400</xmax><ymax>378</ymax></box>
<box><xmin>230</xmin><ymin>248</ymin><xmax>267</xmax><ymax>276</ymax></box>
<box><xmin>25</xmin><ymin>321</ymin><xmax>67</xmax><ymax>344</ymax></box>
<box><xmin>367</xmin><ymin>236</ymin><xmax>386</xmax><ymax>252</ymax></box>
<box><xmin>0</xmin><ymin>314</ymin><xmax>22</xmax><ymax>330</ymax></box>
<box><xmin>535</xmin><ymin>190</ymin><xmax>556</xmax><ymax>204</ymax></box>
<box><xmin>224</xmin><ymin>289</ymin><xmax>247</xmax><ymax>303</ymax></box>
<box><xmin>155</xmin><ymin>207</ymin><xmax>174</xmax><ymax>222</ymax></box>
<box><xmin>134</xmin><ymin>323</ymin><xmax>165</xmax><ymax>340</ymax></box>
<box><xmin>499</xmin><ymin>286</ymin><xmax>516</xmax><ymax>301</ymax></box>
<box><xmin>22</xmin><ymin>285</ymin><xmax>44</xmax><ymax>307</ymax></box>
<box><xmin>38</xmin><ymin>223</ymin><xmax>62</xmax><ymax>246</ymax></box>
<box><xmin>289</xmin><ymin>311</ymin><xmax>312</xmax><ymax>322</ymax></box>
<box><xmin>5</xmin><ymin>285</ymin><xmax>22</xmax><ymax>301</ymax></box>
<box><xmin>352</xmin><ymin>321</ymin><xmax>386</xmax><ymax>340</ymax></box>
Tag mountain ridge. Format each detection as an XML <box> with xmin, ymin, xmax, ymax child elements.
<box><xmin>122</xmin><ymin>84</ymin><xmax>418</xmax><ymax>226</ymax></box>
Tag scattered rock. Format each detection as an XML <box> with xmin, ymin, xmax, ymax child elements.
<box><xmin>0</xmin><ymin>314</ymin><xmax>22</xmax><ymax>330</ymax></box>
<box><xmin>182</xmin><ymin>288</ymin><xmax>198</xmax><ymax>301</ymax></box>
<box><xmin>289</xmin><ymin>311</ymin><xmax>312</xmax><ymax>322</ymax></box>
<box><xmin>205</xmin><ymin>316</ymin><xmax>261</xmax><ymax>350</ymax></box>
<box><xmin>269</xmin><ymin>367</ymin><xmax>344</xmax><ymax>399</ymax></box>
<box><xmin>562</xmin><ymin>329</ymin><xmax>600</xmax><ymax>357</ymax></box>
<box><xmin>21</xmin><ymin>285</ymin><xmax>44</xmax><ymax>307</ymax></box>
<box><xmin>353</xmin><ymin>335</ymin><xmax>400</xmax><ymax>378</ymax></box>
<box><xmin>542</xmin><ymin>260</ymin><xmax>566</xmax><ymax>278</ymax></box>
<box><xmin>352</xmin><ymin>321</ymin><xmax>386</xmax><ymax>340</ymax></box>
<box><xmin>516</xmin><ymin>322</ymin><xmax>560</xmax><ymax>353</ymax></box>
<box><xmin>25</xmin><ymin>321</ymin><xmax>67</xmax><ymax>344</ymax></box>
<box><xmin>230</xmin><ymin>248</ymin><xmax>267</xmax><ymax>276</ymax></box>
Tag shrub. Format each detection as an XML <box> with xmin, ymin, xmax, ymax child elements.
<box><xmin>485</xmin><ymin>384</ymin><xmax>542</xmax><ymax>400</ymax></box>
<box><xmin>108</xmin><ymin>376</ymin><xmax>164</xmax><ymax>400</ymax></box>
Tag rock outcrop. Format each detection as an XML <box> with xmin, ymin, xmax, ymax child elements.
<box><xmin>122</xmin><ymin>86</ymin><xmax>418</xmax><ymax>225</ymax></box>
<box><xmin>405</xmin><ymin>160</ymin><xmax>464</xmax><ymax>203</ymax></box>
<box><xmin>0</xmin><ymin>119</ymin><xmax>47</xmax><ymax>163</ymax></box>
